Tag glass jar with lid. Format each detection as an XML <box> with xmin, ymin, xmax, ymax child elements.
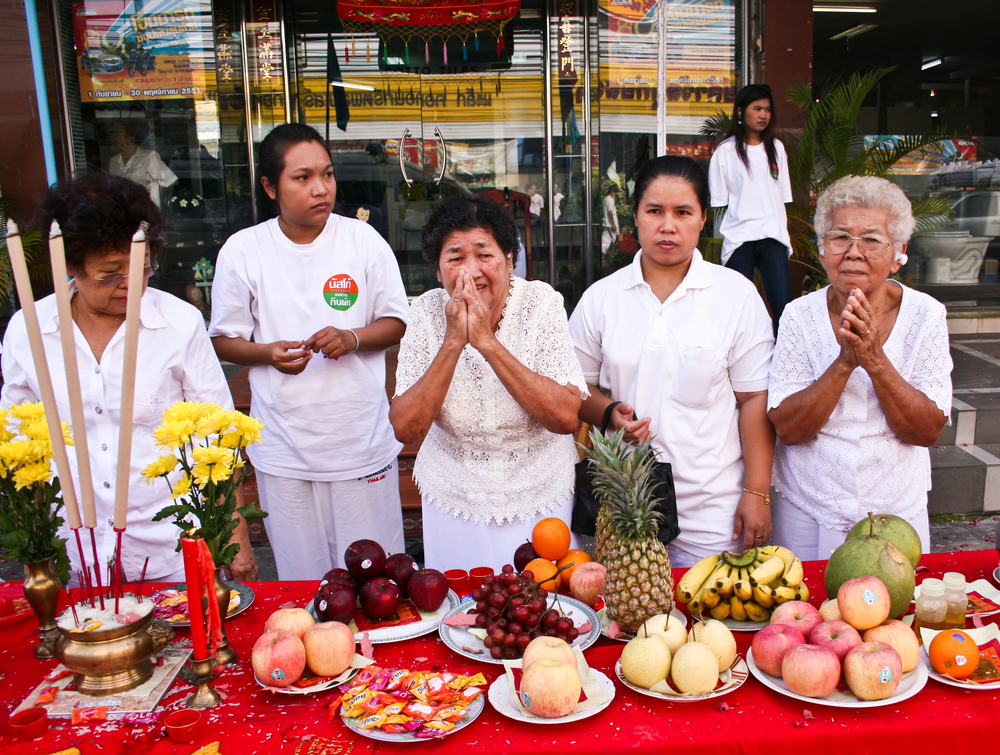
<box><xmin>942</xmin><ymin>572</ymin><xmax>969</xmax><ymax>629</ymax></box>
<box><xmin>913</xmin><ymin>578</ymin><xmax>947</xmax><ymax>641</ymax></box>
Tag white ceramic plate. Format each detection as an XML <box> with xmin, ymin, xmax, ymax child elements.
<box><xmin>746</xmin><ymin>647</ymin><xmax>928</xmax><ymax>708</ymax></box>
<box><xmin>254</xmin><ymin>667</ymin><xmax>360</xmax><ymax>695</ymax></box>
<box><xmin>914</xmin><ymin>578</ymin><xmax>1000</xmax><ymax>618</ymax></box>
<box><xmin>598</xmin><ymin>606</ymin><xmax>688</xmax><ymax>642</ymax></box>
<box><xmin>993</xmin><ymin>566</ymin><xmax>1000</xmax><ymax>586</ymax></box>
<box><xmin>487</xmin><ymin>669</ymin><xmax>615</xmax><ymax>724</ymax></box>
<box><xmin>614</xmin><ymin>656</ymin><xmax>749</xmax><ymax>702</ymax></box>
<box><xmin>440</xmin><ymin>595</ymin><xmax>600</xmax><ymax>664</ymax></box>
<box><xmin>920</xmin><ymin>647</ymin><xmax>1000</xmax><ymax>690</ymax></box>
<box><xmin>307</xmin><ymin>590</ymin><xmax>459</xmax><ymax>644</ymax></box>
<box><xmin>720</xmin><ymin>617</ymin><xmax>770</xmax><ymax>633</ymax></box>
<box><xmin>342</xmin><ymin>689</ymin><xmax>485</xmax><ymax>742</ymax></box>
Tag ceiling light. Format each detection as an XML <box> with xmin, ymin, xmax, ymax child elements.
<box><xmin>921</xmin><ymin>58</ymin><xmax>942</xmax><ymax>70</ymax></box>
<box><xmin>829</xmin><ymin>23</ymin><xmax>878</xmax><ymax>40</ymax></box>
<box><xmin>813</xmin><ymin>5</ymin><xmax>878</xmax><ymax>13</ymax></box>
<box><xmin>330</xmin><ymin>81</ymin><xmax>375</xmax><ymax>91</ymax></box>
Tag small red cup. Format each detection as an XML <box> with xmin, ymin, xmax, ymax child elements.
<box><xmin>10</xmin><ymin>708</ymin><xmax>48</xmax><ymax>739</ymax></box>
<box><xmin>164</xmin><ymin>709</ymin><xmax>202</xmax><ymax>743</ymax></box>
<box><xmin>444</xmin><ymin>569</ymin><xmax>470</xmax><ymax>597</ymax></box>
<box><xmin>469</xmin><ymin>566</ymin><xmax>494</xmax><ymax>590</ymax></box>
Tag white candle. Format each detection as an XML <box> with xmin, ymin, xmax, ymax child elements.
<box><xmin>5</xmin><ymin>220</ymin><xmax>82</xmax><ymax>530</ymax></box>
<box><xmin>113</xmin><ymin>224</ymin><xmax>147</xmax><ymax>532</ymax></box>
<box><xmin>48</xmin><ymin>222</ymin><xmax>97</xmax><ymax>529</ymax></box>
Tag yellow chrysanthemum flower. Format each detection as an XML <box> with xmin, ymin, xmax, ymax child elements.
<box><xmin>141</xmin><ymin>454</ymin><xmax>180</xmax><ymax>482</ymax></box>
<box><xmin>233</xmin><ymin>413</ymin><xmax>264</xmax><ymax>446</ymax></box>
<box><xmin>190</xmin><ymin>446</ymin><xmax>235</xmax><ymax>487</ymax></box>
<box><xmin>162</xmin><ymin>401</ymin><xmax>216</xmax><ymax>425</ymax></box>
<box><xmin>153</xmin><ymin>420</ymin><xmax>197</xmax><ymax>450</ymax></box>
<box><xmin>9</xmin><ymin>402</ymin><xmax>45</xmax><ymax>421</ymax></box>
<box><xmin>12</xmin><ymin>460</ymin><xmax>53</xmax><ymax>490</ymax></box>
<box><xmin>0</xmin><ymin>440</ymin><xmax>34</xmax><ymax>469</ymax></box>
<box><xmin>194</xmin><ymin>409</ymin><xmax>237</xmax><ymax>439</ymax></box>
<box><xmin>171</xmin><ymin>474</ymin><xmax>193</xmax><ymax>499</ymax></box>
<box><xmin>218</xmin><ymin>431</ymin><xmax>242</xmax><ymax>449</ymax></box>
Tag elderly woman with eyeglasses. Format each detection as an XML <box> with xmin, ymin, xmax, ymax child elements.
<box><xmin>767</xmin><ymin>176</ymin><xmax>953</xmax><ymax>561</ymax></box>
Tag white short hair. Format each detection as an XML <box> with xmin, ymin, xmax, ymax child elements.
<box><xmin>815</xmin><ymin>176</ymin><xmax>916</xmax><ymax>261</ymax></box>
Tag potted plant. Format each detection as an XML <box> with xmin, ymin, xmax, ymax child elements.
<box><xmin>0</xmin><ymin>402</ymin><xmax>72</xmax><ymax>658</ymax></box>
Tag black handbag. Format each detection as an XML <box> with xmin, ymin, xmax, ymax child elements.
<box><xmin>571</xmin><ymin>401</ymin><xmax>680</xmax><ymax>546</ymax></box>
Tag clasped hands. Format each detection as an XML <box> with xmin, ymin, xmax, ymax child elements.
<box><xmin>266</xmin><ymin>328</ymin><xmax>358</xmax><ymax>375</ymax></box>
<box><xmin>836</xmin><ymin>287</ymin><xmax>885</xmax><ymax>371</ymax></box>
<box><xmin>444</xmin><ymin>268</ymin><xmax>500</xmax><ymax>353</ymax></box>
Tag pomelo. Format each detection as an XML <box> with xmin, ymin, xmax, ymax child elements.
<box><xmin>824</xmin><ymin>530</ymin><xmax>914</xmax><ymax>620</ymax></box>
<box><xmin>846</xmin><ymin>513</ymin><xmax>922</xmax><ymax>570</ymax></box>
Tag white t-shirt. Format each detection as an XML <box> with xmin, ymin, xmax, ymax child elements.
<box><xmin>553</xmin><ymin>192</ymin><xmax>565</xmax><ymax>222</ymax></box>
<box><xmin>209</xmin><ymin>215</ymin><xmax>409</xmax><ymax>481</ymax></box>
<box><xmin>602</xmin><ymin>194</ymin><xmax>619</xmax><ymax>233</ymax></box>
<box><xmin>1</xmin><ymin>286</ymin><xmax>233</xmax><ymax>582</ymax></box>
<box><xmin>529</xmin><ymin>192</ymin><xmax>544</xmax><ymax>217</ymax></box>
<box><xmin>569</xmin><ymin>250</ymin><xmax>774</xmax><ymax>558</ymax></box>
<box><xmin>709</xmin><ymin>137</ymin><xmax>793</xmax><ymax>265</ymax></box>
<box><xmin>109</xmin><ymin>147</ymin><xmax>178</xmax><ymax>206</ymax></box>
<box><xmin>768</xmin><ymin>284</ymin><xmax>953</xmax><ymax>530</ymax></box>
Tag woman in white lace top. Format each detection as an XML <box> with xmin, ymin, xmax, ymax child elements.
<box><xmin>391</xmin><ymin>198</ymin><xmax>588</xmax><ymax>571</ymax></box>
<box><xmin>768</xmin><ymin>176</ymin><xmax>953</xmax><ymax>561</ymax></box>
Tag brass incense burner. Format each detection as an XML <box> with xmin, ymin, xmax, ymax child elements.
<box><xmin>54</xmin><ymin>607</ymin><xmax>175</xmax><ymax>697</ymax></box>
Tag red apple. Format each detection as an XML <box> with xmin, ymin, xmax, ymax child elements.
<box><xmin>359</xmin><ymin>576</ymin><xmax>402</xmax><ymax>619</ymax></box>
<box><xmin>863</xmin><ymin>620</ymin><xmax>920</xmax><ymax>673</ymax></box>
<box><xmin>344</xmin><ymin>539</ymin><xmax>387</xmax><ymax>580</ymax></box>
<box><xmin>385</xmin><ymin>553</ymin><xmax>418</xmax><ymax>594</ymax></box>
<box><xmin>518</xmin><ymin>658</ymin><xmax>581</xmax><ymax>718</ymax></box>
<box><xmin>837</xmin><ymin>576</ymin><xmax>891</xmax><ymax>631</ymax></box>
<box><xmin>771</xmin><ymin>601</ymin><xmax>823</xmax><ymax>640</ymax></box>
<box><xmin>251</xmin><ymin>629</ymin><xmax>306</xmax><ymax>688</ymax></box>
<box><xmin>569</xmin><ymin>562</ymin><xmax>607</xmax><ymax>608</ymax></box>
<box><xmin>819</xmin><ymin>598</ymin><xmax>842</xmax><ymax>622</ymax></box>
<box><xmin>842</xmin><ymin>641</ymin><xmax>902</xmax><ymax>700</ymax></box>
<box><xmin>320</xmin><ymin>568</ymin><xmax>358</xmax><ymax>596</ymax></box>
<box><xmin>808</xmin><ymin>620</ymin><xmax>863</xmax><ymax>663</ymax></box>
<box><xmin>303</xmin><ymin>621</ymin><xmax>356</xmax><ymax>677</ymax></box>
<box><xmin>751</xmin><ymin>623</ymin><xmax>807</xmax><ymax>677</ymax></box>
<box><xmin>781</xmin><ymin>644</ymin><xmax>841</xmax><ymax>698</ymax></box>
<box><xmin>264</xmin><ymin>607</ymin><xmax>315</xmax><ymax>640</ymax></box>
<box><xmin>315</xmin><ymin>584</ymin><xmax>357</xmax><ymax>624</ymax></box>
<box><xmin>522</xmin><ymin>636</ymin><xmax>577</xmax><ymax>670</ymax></box>
<box><xmin>407</xmin><ymin>569</ymin><xmax>450</xmax><ymax>612</ymax></box>
<box><xmin>514</xmin><ymin>541</ymin><xmax>539</xmax><ymax>572</ymax></box>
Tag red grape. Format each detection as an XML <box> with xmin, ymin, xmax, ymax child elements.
<box><xmin>497</xmin><ymin>617</ymin><xmax>509</xmax><ymax>629</ymax></box>
<box><xmin>484</xmin><ymin>636</ymin><xmax>494</xmax><ymax>649</ymax></box>
<box><xmin>507</xmin><ymin>583</ymin><xmax>522</xmax><ymax>595</ymax></box>
<box><xmin>491</xmin><ymin>628</ymin><xmax>506</xmax><ymax>645</ymax></box>
<box><xmin>487</xmin><ymin>622</ymin><xmax>498</xmax><ymax>635</ymax></box>
<box><xmin>516</xmin><ymin>634</ymin><xmax>531</xmax><ymax>650</ymax></box>
<box><xmin>528</xmin><ymin>598</ymin><xmax>544</xmax><ymax>613</ymax></box>
<box><xmin>476</xmin><ymin>600</ymin><xmax>489</xmax><ymax>613</ymax></box>
<box><xmin>520</xmin><ymin>570</ymin><xmax>534</xmax><ymax>581</ymax></box>
<box><xmin>544</xmin><ymin>628</ymin><xmax>559</xmax><ymax>637</ymax></box>
<box><xmin>525</xmin><ymin>613</ymin><xmax>540</xmax><ymax>628</ymax></box>
<box><xmin>487</xmin><ymin>606</ymin><xmax>500</xmax><ymax>619</ymax></box>
<box><xmin>508</xmin><ymin>621</ymin><xmax>523</xmax><ymax>635</ymax></box>
<box><xmin>490</xmin><ymin>592</ymin><xmax>506</xmax><ymax>608</ymax></box>
<box><xmin>490</xmin><ymin>646</ymin><xmax>504</xmax><ymax>659</ymax></box>
<box><xmin>537</xmin><ymin>588</ymin><xmax>549</xmax><ymax>599</ymax></box>
<box><xmin>504</xmin><ymin>646</ymin><xmax>519</xmax><ymax>659</ymax></box>
<box><xmin>482</xmin><ymin>576</ymin><xmax>495</xmax><ymax>588</ymax></box>
<box><xmin>504</xmin><ymin>633</ymin><xmax>518</xmax><ymax>647</ymax></box>
<box><xmin>567</xmin><ymin>627</ymin><xmax>579</xmax><ymax>641</ymax></box>
<box><xmin>542</xmin><ymin>610</ymin><xmax>559</xmax><ymax>628</ymax></box>
<box><xmin>510</xmin><ymin>596</ymin><xmax>524</xmax><ymax>610</ymax></box>
<box><xmin>556</xmin><ymin>617</ymin><xmax>574</xmax><ymax>634</ymax></box>
<box><xmin>502</xmin><ymin>564</ymin><xmax>515</xmax><ymax>574</ymax></box>
<box><xmin>475</xmin><ymin>614</ymin><xmax>488</xmax><ymax>628</ymax></box>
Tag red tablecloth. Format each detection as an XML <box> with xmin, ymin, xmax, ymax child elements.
<box><xmin>1</xmin><ymin>550</ymin><xmax>999</xmax><ymax>755</ymax></box>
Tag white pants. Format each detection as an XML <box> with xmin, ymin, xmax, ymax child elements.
<box><xmin>421</xmin><ymin>493</ymin><xmax>581</xmax><ymax>572</ymax></box>
<box><xmin>771</xmin><ymin>492</ymin><xmax>931</xmax><ymax>562</ymax></box>
<box><xmin>601</xmin><ymin>228</ymin><xmax>616</xmax><ymax>256</ymax></box>
<box><xmin>256</xmin><ymin>463</ymin><xmax>406</xmax><ymax>580</ymax></box>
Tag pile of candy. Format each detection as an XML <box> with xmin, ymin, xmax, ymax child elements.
<box><xmin>332</xmin><ymin>666</ymin><xmax>486</xmax><ymax>739</ymax></box>
<box><xmin>152</xmin><ymin>588</ymin><xmax>239</xmax><ymax>624</ymax></box>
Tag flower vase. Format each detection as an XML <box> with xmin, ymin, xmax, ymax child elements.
<box><xmin>23</xmin><ymin>558</ymin><xmax>61</xmax><ymax>659</ymax></box>
<box><xmin>213</xmin><ymin>570</ymin><xmax>237</xmax><ymax>665</ymax></box>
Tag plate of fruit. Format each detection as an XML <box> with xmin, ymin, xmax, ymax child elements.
<box><xmin>306</xmin><ymin>539</ymin><xmax>459</xmax><ymax>643</ymax></box>
<box><xmin>438</xmin><ymin>566</ymin><xmax>601</xmax><ymax>664</ymax></box>
<box><xmin>254</xmin><ymin>666</ymin><xmax>361</xmax><ymax>695</ymax></box>
<box><xmin>918</xmin><ymin>626</ymin><xmax>1000</xmax><ymax>690</ymax></box>
<box><xmin>675</xmin><ymin>546</ymin><xmax>809</xmax><ymax>631</ymax></box>
<box><xmin>151</xmin><ymin>581</ymin><xmax>253</xmax><ymax>627</ymax></box>
<box><xmin>487</xmin><ymin>655</ymin><xmax>615</xmax><ymax>725</ymax></box>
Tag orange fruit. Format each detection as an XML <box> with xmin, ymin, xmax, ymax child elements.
<box><xmin>928</xmin><ymin>629</ymin><xmax>978</xmax><ymax>679</ymax></box>
<box><xmin>524</xmin><ymin>558</ymin><xmax>559</xmax><ymax>591</ymax></box>
<box><xmin>532</xmin><ymin>518</ymin><xmax>571</xmax><ymax>561</ymax></box>
<box><xmin>556</xmin><ymin>549</ymin><xmax>592</xmax><ymax>589</ymax></box>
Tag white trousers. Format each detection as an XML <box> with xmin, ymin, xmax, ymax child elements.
<box><xmin>771</xmin><ymin>492</ymin><xmax>931</xmax><ymax>562</ymax></box>
<box><xmin>420</xmin><ymin>493</ymin><xmax>581</xmax><ymax>572</ymax></box>
<box><xmin>256</xmin><ymin>463</ymin><xmax>406</xmax><ymax>581</ymax></box>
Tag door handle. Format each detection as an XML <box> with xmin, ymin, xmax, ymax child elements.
<box><xmin>398</xmin><ymin>127</ymin><xmax>413</xmax><ymax>187</ymax></box>
<box><xmin>433</xmin><ymin>126</ymin><xmax>448</xmax><ymax>186</ymax></box>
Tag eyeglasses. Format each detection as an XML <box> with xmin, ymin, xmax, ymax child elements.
<box><xmin>85</xmin><ymin>264</ymin><xmax>158</xmax><ymax>288</ymax></box>
<box><xmin>821</xmin><ymin>231</ymin><xmax>894</xmax><ymax>260</ymax></box>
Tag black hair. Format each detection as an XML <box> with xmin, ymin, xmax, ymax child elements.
<box><xmin>420</xmin><ymin>197</ymin><xmax>520</xmax><ymax>268</ymax></box>
<box><xmin>725</xmin><ymin>84</ymin><xmax>780</xmax><ymax>175</ymax></box>
<box><xmin>632</xmin><ymin>156</ymin><xmax>710</xmax><ymax>216</ymax></box>
<box><xmin>255</xmin><ymin>123</ymin><xmax>329</xmax><ymax>220</ymax></box>
<box><xmin>43</xmin><ymin>172</ymin><xmax>165</xmax><ymax>272</ymax></box>
<box><xmin>111</xmin><ymin>121</ymin><xmax>144</xmax><ymax>146</ymax></box>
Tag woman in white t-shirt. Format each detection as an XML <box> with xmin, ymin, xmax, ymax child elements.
<box><xmin>209</xmin><ymin>124</ymin><xmax>409</xmax><ymax>579</ymax></box>
<box><xmin>709</xmin><ymin>84</ymin><xmax>793</xmax><ymax>329</ymax></box>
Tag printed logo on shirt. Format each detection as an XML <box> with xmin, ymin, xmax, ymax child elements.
<box><xmin>324</xmin><ymin>274</ymin><xmax>359</xmax><ymax>311</ymax></box>
<box><xmin>362</xmin><ymin>462</ymin><xmax>392</xmax><ymax>483</ymax></box>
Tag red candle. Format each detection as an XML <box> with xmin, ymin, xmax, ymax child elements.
<box><xmin>181</xmin><ymin>537</ymin><xmax>208</xmax><ymax>661</ymax></box>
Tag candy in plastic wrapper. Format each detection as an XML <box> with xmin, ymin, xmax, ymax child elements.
<box><xmin>359</xmin><ymin>694</ymin><xmax>385</xmax><ymax>715</ymax></box>
<box><xmin>381</xmin><ymin>701</ymin><xmax>406</xmax><ymax>717</ymax></box>
<box><xmin>121</xmin><ymin>712</ymin><xmax>160</xmax><ymax>725</ymax></box>
<box><xmin>34</xmin><ymin>686</ymin><xmax>58</xmax><ymax>705</ymax></box>
<box><xmin>70</xmin><ymin>618</ymin><xmax>103</xmax><ymax>633</ymax></box>
<box><xmin>384</xmin><ymin>669</ymin><xmax>409</xmax><ymax>690</ymax></box>
<box><xmin>71</xmin><ymin>707</ymin><xmax>108</xmax><ymax>724</ymax></box>
<box><xmin>382</xmin><ymin>723</ymin><xmax>409</xmax><ymax>734</ymax></box>
<box><xmin>402</xmin><ymin>701</ymin><xmax>438</xmax><ymax>721</ymax></box>
<box><xmin>384</xmin><ymin>715</ymin><xmax>412</xmax><ymax>725</ymax></box>
<box><xmin>356</xmin><ymin>713</ymin><xmax>388</xmax><ymax>730</ymax></box>
<box><xmin>458</xmin><ymin>685</ymin><xmax>484</xmax><ymax>703</ymax></box>
<box><xmin>432</xmin><ymin>704</ymin><xmax>468</xmax><ymax>723</ymax></box>
<box><xmin>45</xmin><ymin>668</ymin><xmax>74</xmax><ymax>682</ymax></box>
<box><xmin>342</xmin><ymin>690</ymin><xmax>375</xmax><ymax>713</ymax></box>
<box><xmin>455</xmin><ymin>672</ymin><xmax>487</xmax><ymax>689</ymax></box>
<box><xmin>353</xmin><ymin>666</ymin><xmax>382</xmax><ymax>686</ymax></box>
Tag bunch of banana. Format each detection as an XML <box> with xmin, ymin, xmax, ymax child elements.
<box><xmin>675</xmin><ymin>546</ymin><xmax>809</xmax><ymax>623</ymax></box>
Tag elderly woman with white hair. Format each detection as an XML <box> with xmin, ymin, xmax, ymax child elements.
<box><xmin>767</xmin><ymin>176</ymin><xmax>952</xmax><ymax>560</ymax></box>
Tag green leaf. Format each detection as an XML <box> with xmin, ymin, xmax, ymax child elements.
<box><xmin>236</xmin><ymin>504</ymin><xmax>267</xmax><ymax>521</ymax></box>
<box><xmin>153</xmin><ymin>505</ymin><xmax>193</xmax><ymax>522</ymax></box>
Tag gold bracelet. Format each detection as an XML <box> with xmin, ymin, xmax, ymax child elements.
<box><xmin>743</xmin><ymin>487</ymin><xmax>771</xmax><ymax>506</ymax></box>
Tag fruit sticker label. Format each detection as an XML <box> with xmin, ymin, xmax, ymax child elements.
<box><xmin>324</xmin><ymin>274</ymin><xmax>359</xmax><ymax>311</ymax></box>
<box><xmin>879</xmin><ymin>667</ymin><xmax>892</xmax><ymax>684</ymax></box>
<box><xmin>361</xmin><ymin>559</ymin><xmax>373</xmax><ymax>570</ymax></box>
<box><xmin>272</xmin><ymin>668</ymin><xmax>286</xmax><ymax>682</ymax></box>
<box><xmin>955</xmin><ymin>654</ymin><xmax>968</xmax><ymax>666</ymax></box>
<box><xmin>319</xmin><ymin>600</ymin><xmax>328</xmax><ymax>612</ymax></box>
<box><xmin>520</xmin><ymin>691</ymin><xmax>531</xmax><ymax>707</ymax></box>
<box><xmin>863</xmin><ymin>590</ymin><xmax>877</xmax><ymax>605</ymax></box>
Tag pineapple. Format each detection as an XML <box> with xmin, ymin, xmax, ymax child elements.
<box><xmin>581</xmin><ymin>428</ymin><xmax>675</xmax><ymax>636</ymax></box>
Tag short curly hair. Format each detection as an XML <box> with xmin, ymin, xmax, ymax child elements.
<box><xmin>815</xmin><ymin>176</ymin><xmax>916</xmax><ymax>261</ymax></box>
<box><xmin>43</xmin><ymin>172</ymin><xmax>165</xmax><ymax>272</ymax></box>
<box><xmin>420</xmin><ymin>197</ymin><xmax>520</xmax><ymax>268</ymax></box>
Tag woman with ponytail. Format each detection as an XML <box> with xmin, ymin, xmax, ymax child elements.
<box><xmin>709</xmin><ymin>84</ymin><xmax>793</xmax><ymax>329</ymax></box>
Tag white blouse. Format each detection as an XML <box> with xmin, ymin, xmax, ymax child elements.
<box><xmin>768</xmin><ymin>284</ymin><xmax>953</xmax><ymax>529</ymax></box>
<box><xmin>394</xmin><ymin>278</ymin><xmax>588</xmax><ymax>525</ymax></box>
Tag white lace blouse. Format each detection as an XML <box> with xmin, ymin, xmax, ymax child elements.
<box><xmin>768</xmin><ymin>283</ymin><xmax>953</xmax><ymax>529</ymax></box>
<box><xmin>395</xmin><ymin>278</ymin><xmax>589</xmax><ymax>525</ymax></box>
